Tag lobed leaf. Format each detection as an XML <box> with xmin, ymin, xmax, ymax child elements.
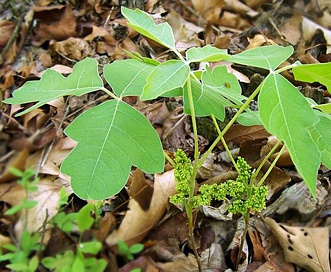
<box><xmin>61</xmin><ymin>100</ymin><xmax>164</xmax><ymax>200</ymax></box>
<box><xmin>259</xmin><ymin>73</ymin><xmax>320</xmax><ymax>196</ymax></box>
<box><xmin>142</xmin><ymin>60</ymin><xmax>189</xmax><ymax>100</ymax></box>
<box><xmin>230</xmin><ymin>45</ymin><xmax>294</xmax><ymax>70</ymax></box>
<box><xmin>292</xmin><ymin>62</ymin><xmax>331</xmax><ymax>91</ymax></box>
<box><xmin>121</xmin><ymin>7</ymin><xmax>175</xmax><ymax>50</ymax></box>
<box><xmin>186</xmin><ymin>45</ymin><xmax>230</xmax><ymax>63</ymax></box>
<box><xmin>4</xmin><ymin>58</ymin><xmax>103</xmax><ymax>116</ymax></box>
<box><xmin>104</xmin><ymin>59</ymin><xmax>156</xmax><ymax>97</ymax></box>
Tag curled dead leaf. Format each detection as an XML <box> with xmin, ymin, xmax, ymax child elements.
<box><xmin>265</xmin><ymin>217</ymin><xmax>330</xmax><ymax>272</ymax></box>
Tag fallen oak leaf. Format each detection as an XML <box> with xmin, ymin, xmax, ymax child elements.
<box><xmin>264</xmin><ymin>217</ymin><xmax>330</xmax><ymax>272</ymax></box>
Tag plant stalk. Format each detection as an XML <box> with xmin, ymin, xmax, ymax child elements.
<box><xmin>186</xmin><ymin>76</ymin><xmax>203</xmax><ymax>271</ymax></box>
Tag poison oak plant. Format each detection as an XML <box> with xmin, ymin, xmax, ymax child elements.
<box><xmin>3</xmin><ymin>7</ymin><xmax>331</xmax><ymax>269</ymax></box>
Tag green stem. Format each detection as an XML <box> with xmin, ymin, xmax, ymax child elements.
<box><xmin>251</xmin><ymin>139</ymin><xmax>281</xmax><ymax>184</ymax></box>
<box><xmin>275</xmin><ymin>62</ymin><xmax>301</xmax><ymax>74</ymax></box>
<box><xmin>257</xmin><ymin>143</ymin><xmax>286</xmax><ymax>186</ymax></box>
<box><xmin>100</xmin><ymin>87</ymin><xmax>119</xmax><ymax>100</ymax></box>
<box><xmin>211</xmin><ymin>114</ymin><xmax>239</xmax><ymax>173</ymax></box>
<box><xmin>197</xmin><ymin>82</ymin><xmax>264</xmax><ymax>169</ymax></box>
<box><xmin>185</xmin><ymin>76</ymin><xmax>203</xmax><ymax>271</ymax></box>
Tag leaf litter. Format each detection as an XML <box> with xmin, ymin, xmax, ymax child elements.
<box><xmin>1</xmin><ymin>0</ymin><xmax>331</xmax><ymax>271</ymax></box>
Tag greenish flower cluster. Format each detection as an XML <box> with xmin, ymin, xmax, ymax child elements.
<box><xmin>170</xmin><ymin>151</ymin><xmax>268</xmax><ymax>215</ymax></box>
<box><xmin>170</xmin><ymin>149</ymin><xmax>193</xmax><ymax>205</ymax></box>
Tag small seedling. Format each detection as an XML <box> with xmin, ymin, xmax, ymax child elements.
<box><xmin>117</xmin><ymin>240</ymin><xmax>144</xmax><ymax>261</ymax></box>
<box><xmin>0</xmin><ymin>169</ymin><xmax>42</xmax><ymax>271</ymax></box>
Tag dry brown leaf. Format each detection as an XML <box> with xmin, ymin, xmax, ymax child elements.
<box><xmin>49</xmin><ymin>37</ymin><xmax>91</xmax><ymax>60</ymax></box>
<box><xmin>32</xmin><ymin>5</ymin><xmax>76</xmax><ymax>46</ymax></box>
<box><xmin>224</xmin><ymin>0</ymin><xmax>258</xmax><ymax>16</ymax></box>
<box><xmin>302</xmin><ymin>16</ymin><xmax>331</xmax><ymax>54</ymax></box>
<box><xmin>38</xmin><ymin>65</ymin><xmax>72</xmax><ymax>77</ymax></box>
<box><xmin>0</xmin><ymin>21</ymin><xmax>16</xmax><ymax>49</ymax></box>
<box><xmin>252</xmin><ymin>159</ymin><xmax>291</xmax><ymax>199</ymax></box>
<box><xmin>260</xmin><ymin>136</ymin><xmax>293</xmax><ymax>167</ymax></box>
<box><xmin>0</xmin><ymin>181</ymin><xmax>26</xmax><ymax>208</ymax></box>
<box><xmin>156</xmin><ymin>254</ymin><xmax>199</xmax><ymax>272</ymax></box>
<box><xmin>265</xmin><ymin>217</ymin><xmax>330</xmax><ymax>272</ymax></box>
<box><xmin>127</xmin><ymin>168</ymin><xmax>153</xmax><ymax>211</ymax></box>
<box><xmin>248</xmin><ymin>229</ymin><xmax>265</xmax><ymax>261</ymax></box>
<box><xmin>191</xmin><ymin>0</ymin><xmax>225</xmax><ymax>24</ymax></box>
<box><xmin>106</xmin><ymin>170</ymin><xmax>176</xmax><ymax>247</ymax></box>
<box><xmin>279</xmin><ymin>14</ymin><xmax>302</xmax><ymax>45</ymax></box>
<box><xmin>243</xmin><ymin>0</ymin><xmax>268</xmax><ymax>8</ymax></box>
<box><xmin>0</xmin><ymin>149</ymin><xmax>30</xmax><ymax>183</ymax></box>
<box><xmin>224</xmin><ymin>125</ymin><xmax>270</xmax><ymax>146</ymax></box>
<box><xmin>26</xmin><ymin>137</ymin><xmax>75</xmax><ymax>176</ymax></box>
<box><xmin>247</xmin><ymin>34</ymin><xmax>276</xmax><ymax>49</ymax></box>
<box><xmin>166</xmin><ymin>9</ymin><xmax>203</xmax><ymax>51</ymax></box>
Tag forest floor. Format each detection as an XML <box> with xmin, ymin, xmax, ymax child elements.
<box><xmin>1</xmin><ymin>0</ymin><xmax>331</xmax><ymax>271</ymax></box>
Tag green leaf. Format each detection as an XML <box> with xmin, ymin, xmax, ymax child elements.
<box><xmin>142</xmin><ymin>60</ymin><xmax>189</xmax><ymax>100</ymax></box>
<box><xmin>28</xmin><ymin>255</ymin><xmax>39</xmax><ymax>271</ymax></box>
<box><xmin>184</xmin><ymin>66</ymin><xmax>244</xmax><ymax>121</ymax></box>
<box><xmin>72</xmin><ymin>255</ymin><xmax>85</xmax><ymax>272</ymax></box>
<box><xmin>292</xmin><ymin>62</ymin><xmax>331</xmax><ymax>91</ymax></box>
<box><xmin>121</xmin><ymin>7</ymin><xmax>175</xmax><ymax>50</ymax></box>
<box><xmin>117</xmin><ymin>240</ymin><xmax>129</xmax><ymax>254</ymax></box>
<box><xmin>6</xmin><ymin>263</ymin><xmax>29</xmax><ymax>270</ymax></box>
<box><xmin>237</xmin><ymin>110</ymin><xmax>262</xmax><ymax>126</ymax></box>
<box><xmin>307</xmin><ymin>115</ymin><xmax>331</xmax><ymax>169</ymax></box>
<box><xmin>202</xmin><ymin>66</ymin><xmax>245</xmax><ymax>105</ymax></box>
<box><xmin>162</xmin><ymin>87</ymin><xmax>183</xmax><ymax>97</ymax></box>
<box><xmin>259</xmin><ymin>73</ymin><xmax>320</xmax><ymax>196</ymax></box>
<box><xmin>77</xmin><ymin>203</ymin><xmax>94</xmax><ymax>232</ymax></box>
<box><xmin>230</xmin><ymin>45</ymin><xmax>293</xmax><ymax>70</ymax></box>
<box><xmin>78</xmin><ymin>241</ymin><xmax>102</xmax><ymax>254</ymax></box>
<box><xmin>130</xmin><ymin>243</ymin><xmax>144</xmax><ymax>254</ymax></box>
<box><xmin>184</xmin><ymin>79</ymin><xmax>227</xmax><ymax>121</ymax></box>
<box><xmin>61</xmin><ymin>100</ymin><xmax>164</xmax><ymax>200</ymax></box>
<box><xmin>54</xmin><ymin>212</ymin><xmax>77</xmax><ymax>232</ymax></box>
<box><xmin>314</xmin><ymin>103</ymin><xmax>331</xmax><ymax>113</ymax></box>
<box><xmin>104</xmin><ymin>59</ymin><xmax>156</xmax><ymax>97</ymax></box>
<box><xmin>4</xmin><ymin>58</ymin><xmax>103</xmax><ymax>116</ymax></box>
<box><xmin>186</xmin><ymin>45</ymin><xmax>230</xmax><ymax>63</ymax></box>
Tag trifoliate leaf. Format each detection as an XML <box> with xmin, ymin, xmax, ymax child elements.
<box><xmin>61</xmin><ymin>100</ymin><xmax>164</xmax><ymax>200</ymax></box>
<box><xmin>4</xmin><ymin>58</ymin><xmax>103</xmax><ymax>116</ymax></box>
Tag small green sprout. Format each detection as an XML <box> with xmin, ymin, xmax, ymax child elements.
<box><xmin>117</xmin><ymin>240</ymin><xmax>144</xmax><ymax>261</ymax></box>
